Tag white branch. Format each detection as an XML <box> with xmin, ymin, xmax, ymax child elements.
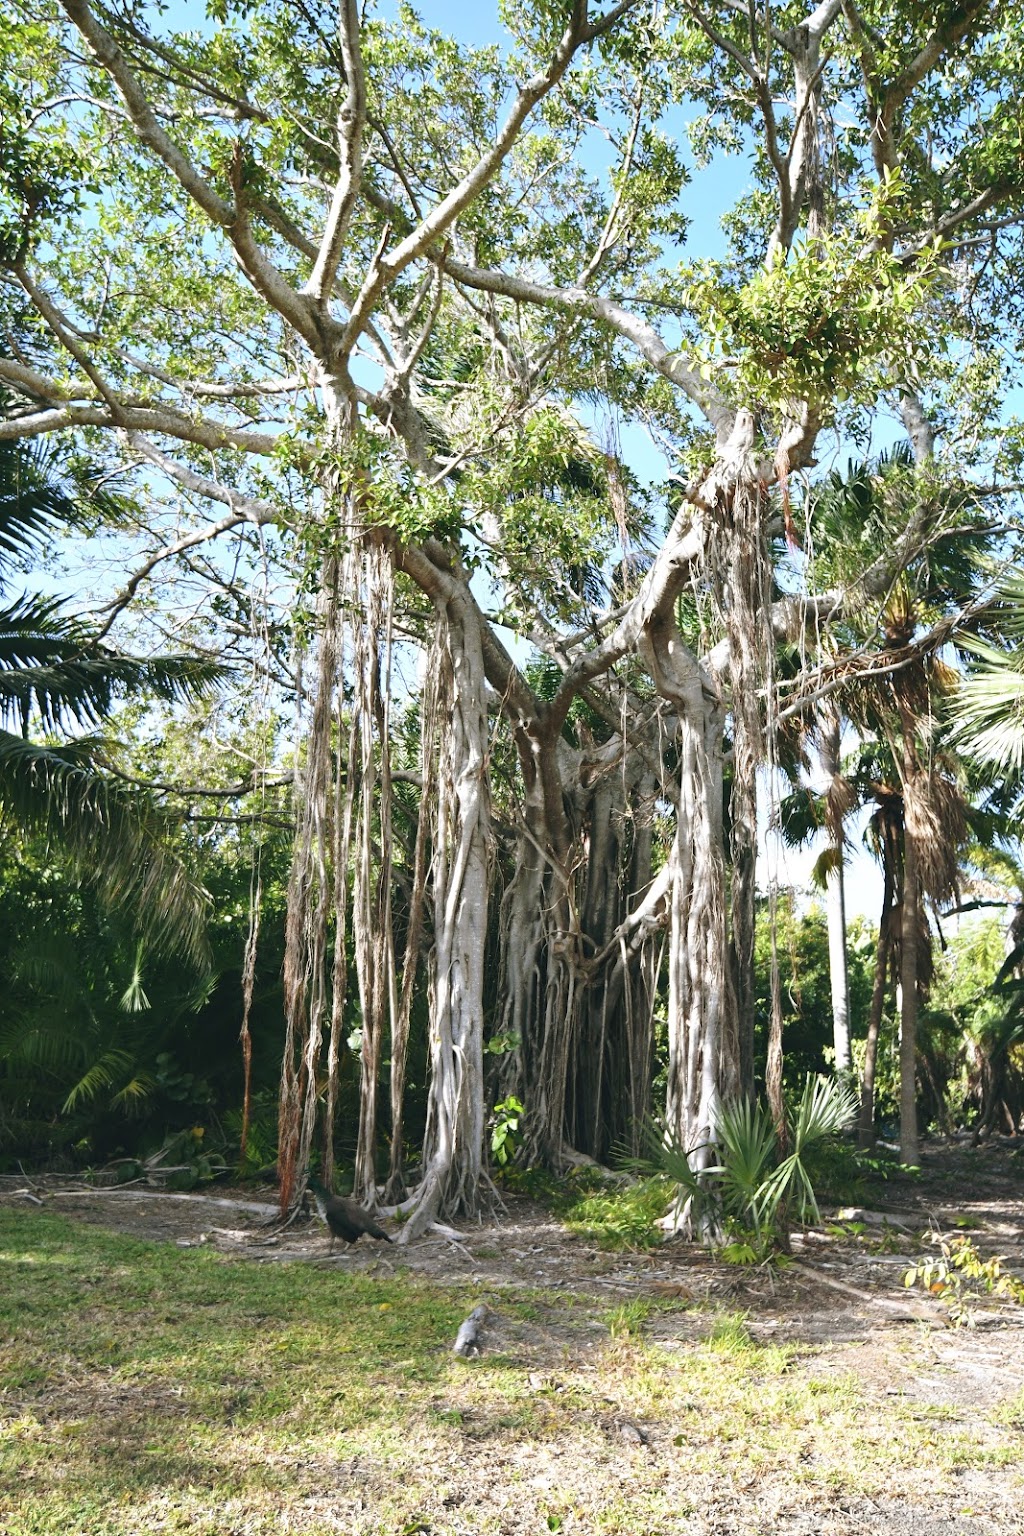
<box><xmin>438</xmin><ymin>255</ymin><xmax>735</xmax><ymax>437</ymax></box>
<box><xmin>338</xmin><ymin>0</ymin><xmax>642</xmax><ymax>355</ymax></box>
<box><xmin>302</xmin><ymin>0</ymin><xmax>367</xmax><ymax>306</ymax></box>
<box><xmin>0</xmin><ymin>401</ymin><xmax>297</xmax><ymax>460</ymax></box>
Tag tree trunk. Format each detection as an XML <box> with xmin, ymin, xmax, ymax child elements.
<box><xmin>826</xmin><ymin>863</ymin><xmax>852</xmax><ymax>1075</ymax></box>
<box><xmin>493</xmin><ymin>724</ymin><xmax>585</xmax><ymax>1169</ymax></box>
<box><xmin>278</xmin><ymin>554</ymin><xmax>343</xmax><ymax>1214</ymax></box>
<box><xmin>898</xmin><ymin>779</ymin><xmax>921</xmax><ymax>1166</ymax></box>
<box><xmin>402</xmin><ymin>591</ymin><xmax>491</xmax><ymax>1236</ymax></box>
<box><xmin>664</xmin><ymin>700</ymin><xmax>729</xmax><ymax>1179</ymax></box>
<box><xmin>570</xmin><ymin>756</ymin><xmax>659</xmax><ymax>1160</ymax></box>
<box><xmin>723</xmin><ymin>446</ymin><xmax>768</xmax><ymax>1102</ymax></box>
<box><xmin>902</xmin><ymin>755</ymin><xmax>927</xmax><ymax>1161</ymax></box>
<box><xmin>350</xmin><ymin>539</ymin><xmax>398</xmax><ymax>1203</ymax></box>
<box><xmin>859</xmin><ymin>834</ymin><xmax>897</xmax><ymax>1150</ymax></box>
<box><xmin>819</xmin><ymin>711</ymin><xmax>852</xmax><ymax>1076</ymax></box>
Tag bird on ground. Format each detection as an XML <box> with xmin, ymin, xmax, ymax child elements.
<box><xmin>306</xmin><ymin>1174</ymin><xmax>392</xmax><ymax>1254</ymax></box>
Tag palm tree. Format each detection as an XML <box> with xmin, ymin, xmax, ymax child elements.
<box><xmin>951</xmin><ymin>574</ymin><xmax>1024</xmax><ymax>827</ymax></box>
<box><xmin>0</xmin><ymin>435</ymin><xmax>220</xmax><ymax>963</ymax></box>
<box><xmin>798</xmin><ymin>452</ymin><xmax>987</xmax><ymax>1160</ymax></box>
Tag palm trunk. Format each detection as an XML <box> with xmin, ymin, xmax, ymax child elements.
<box><xmin>896</xmin><ymin>717</ymin><xmax>926</xmax><ymax>1168</ymax></box>
<box><xmin>898</xmin><ymin>795</ymin><xmax>921</xmax><ymax>1165</ymax></box>
<box><xmin>859</xmin><ymin>830</ymin><xmax>897</xmax><ymax>1149</ymax></box>
<box><xmin>819</xmin><ymin>712</ymin><xmax>852</xmax><ymax>1076</ymax></box>
<box><xmin>826</xmin><ymin>863</ymin><xmax>852</xmax><ymax>1074</ymax></box>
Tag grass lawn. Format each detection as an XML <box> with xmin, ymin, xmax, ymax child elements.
<box><xmin>1</xmin><ymin>1207</ymin><xmax>1020</xmax><ymax>1534</ymax></box>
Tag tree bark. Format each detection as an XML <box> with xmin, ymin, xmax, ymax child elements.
<box><xmin>402</xmin><ymin>589</ymin><xmax>491</xmax><ymax>1236</ymax></box>
<box><xmin>859</xmin><ymin>815</ymin><xmax>898</xmax><ymax>1150</ymax></box>
<box><xmin>898</xmin><ymin>774</ymin><xmax>921</xmax><ymax>1166</ymax></box>
<box><xmin>826</xmin><ymin>862</ymin><xmax>852</xmax><ymax>1075</ymax></box>
<box><xmin>665</xmin><ymin>700</ymin><xmax>729</xmax><ymax>1186</ymax></box>
<box><xmin>819</xmin><ymin>708</ymin><xmax>852</xmax><ymax>1077</ymax></box>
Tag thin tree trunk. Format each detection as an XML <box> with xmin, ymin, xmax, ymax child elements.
<box><xmin>826</xmin><ymin>863</ymin><xmax>852</xmax><ymax>1074</ymax></box>
<box><xmin>723</xmin><ymin>453</ymin><xmax>768</xmax><ymax>1102</ymax></box>
<box><xmin>385</xmin><ymin>638</ymin><xmax>438</xmax><ymax>1201</ymax></box>
<box><xmin>899</xmin><ymin>759</ymin><xmax>921</xmax><ymax>1166</ymax></box>
<box><xmin>496</xmin><ymin>727</ymin><xmax>583</xmax><ymax>1170</ymax></box>
<box><xmin>819</xmin><ymin>710</ymin><xmax>852</xmax><ymax>1076</ymax></box>
<box><xmin>278</xmin><ymin>553</ymin><xmax>343</xmax><ymax>1214</ymax></box>
<box><xmin>350</xmin><ymin>539</ymin><xmax>398</xmax><ymax>1203</ymax></box>
<box><xmin>766</xmin><ymin>890</ymin><xmax>787</xmax><ymax>1150</ymax></box>
<box><xmin>859</xmin><ymin>854</ymin><xmax>896</xmax><ymax>1150</ymax></box>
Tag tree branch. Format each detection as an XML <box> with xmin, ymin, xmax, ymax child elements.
<box><xmin>436</xmin><ymin>254</ymin><xmax>735</xmax><ymax>438</ymax></box>
<box><xmin>336</xmin><ymin>0</ymin><xmax>641</xmax><ymax>358</ymax></box>
<box><xmin>0</xmin><ymin>400</ymin><xmax>296</xmax><ymax>460</ymax></box>
<box><xmin>57</xmin><ymin>0</ymin><xmax>323</xmax><ymax>352</ymax></box>
<box><xmin>302</xmin><ymin>0</ymin><xmax>367</xmax><ymax>307</ymax></box>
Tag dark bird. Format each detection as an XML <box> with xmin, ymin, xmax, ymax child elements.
<box><xmin>307</xmin><ymin>1174</ymin><xmax>392</xmax><ymax>1254</ymax></box>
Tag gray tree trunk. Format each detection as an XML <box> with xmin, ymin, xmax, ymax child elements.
<box><xmin>899</xmin><ymin>789</ymin><xmax>921</xmax><ymax>1166</ymax></box>
<box><xmin>402</xmin><ymin>591</ymin><xmax>491</xmax><ymax>1237</ymax></box>
<box><xmin>819</xmin><ymin>713</ymin><xmax>852</xmax><ymax>1076</ymax></box>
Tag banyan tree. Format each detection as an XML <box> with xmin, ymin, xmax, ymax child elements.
<box><xmin>4</xmin><ymin>0</ymin><xmax>1023</xmax><ymax>1225</ymax></box>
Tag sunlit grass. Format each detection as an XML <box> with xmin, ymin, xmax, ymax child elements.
<box><xmin>1</xmin><ymin>1209</ymin><xmax>1020</xmax><ymax>1534</ymax></box>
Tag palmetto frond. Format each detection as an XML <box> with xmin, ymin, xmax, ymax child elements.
<box><xmin>952</xmin><ymin>636</ymin><xmax>1024</xmax><ymax>780</ymax></box>
<box><xmin>758</xmin><ymin>1075</ymin><xmax>858</xmax><ymax>1227</ymax></box>
<box><xmin>0</xmin><ymin>430</ymin><xmax>223</xmax><ymax>963</ymax></box>
<box><xmin>0</xmin><ymin>730</ymin><xmax>211</xmax><ymax>965</ymax></box>
<box><xmin>62</xmin><ymin>1049</ymin><xmax>140</xmax><ymax>1112</ymax></box>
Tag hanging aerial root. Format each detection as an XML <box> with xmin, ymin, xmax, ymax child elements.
<box><xmin>278</xmin><ymin>549</ymin><xmax>345</xmax><ymax>1215</ymax></box>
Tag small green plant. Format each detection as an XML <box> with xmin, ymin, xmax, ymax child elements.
<box><xmin>758</xmin><ymin>1076</ymin><xmax>859</xmax><ymax>1228</ymax></box>
<box><xmin>484</xmin><ymin>1031</ymin><xmax>520</xmax><ymax>1056</ymax></box>
<box><xmin>866</xmin><ymin>1220</ymin><xmax>906</xmax><ymax>1255</ymax></box>
<box><xmin>706</xmin><ymin>1310</ymin><xmax>756</xmax><ymax>1354</ymax></box>
<box><xmin>715</xmin><ymin>1096</ymin><xmax>777</xmax><ymax>1229</ymax></box>
<box><xmin>560</xmin><ymin>1175</ymin><xmax>672</xmax><ymax>1250</ymax></box>
<box><xmin>718</xmin><ymin>1238</ymin><xmax>762</xmax><ymax>1266</ymax></box>
<box><xmin>904</xmin><ymin>1234</ymin><xmax>1024</xmax><ymax>1325</ymax></box>
<box><xmin>489</xmin><ymin>1095</ymin><xmax>524</xmax><ymax>1167</ymax></box>
<box><xmin>607</xmin><ymin>1298</ymin><xmax>652</xmax><ymax>1339</ymax></box>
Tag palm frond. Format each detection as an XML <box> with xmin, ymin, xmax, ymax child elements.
<box><xmin>0</xmin><ymin>438</ymin><xmax>69</xmax><ymax>577</ymax></box>
<box><xmin>759</xmin><ymin>1075</ymin><xmax>857</xmax><ymax>1227</ymax></box>
<box><xmin>951</xmin><ymin>648</ymin><xmax>1024</xmax><ymax>778</ymax></box>
<box><xmin>715</xmin><ymin>1097</ymin><xmax>776</xmax><ymax>1224</ymax></box>
<box><xmin>0</xmin><ymin>593</ymin><xmax>223</xmax><ymax>731</ymax></box>
<box><xmin>0</xmin><ymin>730</ymin><xmax>212</xmax><ymax>965</ymax></box>
<box><xmin>62</xmin><ymin>1048</ymin><xmax>137</xmax><ymax>1112</ymax></box>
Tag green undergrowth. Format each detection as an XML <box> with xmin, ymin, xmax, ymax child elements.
<box><xmin>1</xmin><ymin>1209</ymin><xmax>1019</xmax><ymax>1535</ymax></box>
<box><xmin>800</xmin><ymin>1137</ymin><xmax>908</xmax><ymax>1206</ymax></box>
<box><xmin>504</xmin><ymin>1165</ymin><xmax>673</xmax><ymax>1249</ymax></box>
<box><xmin>558</xmin><ymin>1174</ymin><xmax>674</xmax><ymax>1250</ymax></box>
<box><xmin>506</xmin><ymin>1136</ymin><xmax>903</xmax><ymax>1255</ymax></box>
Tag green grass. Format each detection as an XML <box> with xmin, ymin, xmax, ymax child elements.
<box><xmin>1</xmin><ymin>1209</ymin><xmax>1020</xmax><ymax>1534</ymax></box>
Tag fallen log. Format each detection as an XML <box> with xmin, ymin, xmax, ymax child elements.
<box><xmin>49</xmin><ymin>1189</ymin><xmax>279</xmax><ymax>1218</ymax></box>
